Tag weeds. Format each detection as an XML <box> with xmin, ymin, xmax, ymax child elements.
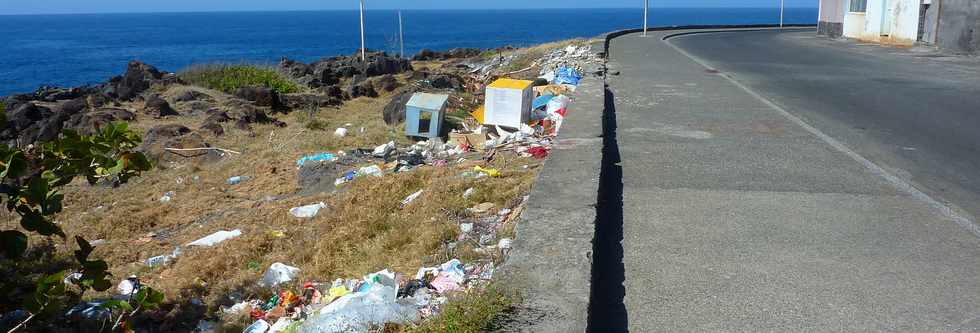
<box><xmin>179</xmin><ymin>64</ymin><xmax>302</xmax><ymax>95</ymax></box>
<box><xmin>408</xmin><ymin>287</ymin><xmax>517</xmax><ymax>333</ymax></box>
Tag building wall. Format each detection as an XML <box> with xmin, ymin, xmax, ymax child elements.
<box><xmin>843</xmin><ymin>0</ymin><xmax>922</xmax><ymax>45</ymax></box>
<box><xmin>936</xmin><ymin>0</ymin><xmax>980</xmax><ymax>54</ymax></box>
<box><xmin>819</xmin><ymin>0</ymin><xmax>846</xmax><ymax>37</ymax></box>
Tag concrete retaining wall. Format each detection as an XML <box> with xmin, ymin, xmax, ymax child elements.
<box><xmin>936</xmin><ymin>0</ymin><xmax>980</xmax><ymax>54</ymax></box>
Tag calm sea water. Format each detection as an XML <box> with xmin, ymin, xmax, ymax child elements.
<box><xmin>0</xmin><ymin>8</ymin><xmax>817</xmax><ymax>96</ymax></box>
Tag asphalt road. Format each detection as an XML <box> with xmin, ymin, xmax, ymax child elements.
<box><xmin>670</xmin><ymin>29</ymin><xmax>980</xmax><ymax>221</ymax></box>
<box><xmin>604</xmin><ymin>29</ymin><xmax>980</xmax><ymax>332</ymax></box>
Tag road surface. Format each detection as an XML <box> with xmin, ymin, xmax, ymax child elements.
<box><xmin>671</xmin><ymin>29</ymin><xmax>980</xmax><ymax>221</ymax></box>
<box><xmin>594</xmin><ymin>28</ymin><xmax>980</xmax><ymax>332</ymax></box>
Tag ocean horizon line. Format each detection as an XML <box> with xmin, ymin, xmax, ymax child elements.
<box><xmin>0</xmin><ymin>6</ymin><xmax>819</xmax><ymax>17</ymax></box>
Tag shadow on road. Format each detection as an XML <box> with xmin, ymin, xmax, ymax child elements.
<box><xmin>586</xmin><ymin>84</ymin><xmax>628</xmax><ymax>332</ymax></box>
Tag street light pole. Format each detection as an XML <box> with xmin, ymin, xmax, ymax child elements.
<box><xmin>643</xmin><ymin>0</ymin><xmax>649</xmax><ymax>36</ymax></box>
<box><xmin>359</xmin><ymin>0</ymin><xmax>366</xmax><ymax>62</ymax></box>
<box><xmin>779</xmin><ymin>0</ymin><xmax>785</xmax><ymax>27</ymax></box>
<box><xmin>399</xmin><ymin>10</ymin><xmax>404</xmax><ymax>59</ymax></box>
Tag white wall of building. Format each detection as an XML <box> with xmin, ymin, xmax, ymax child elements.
<box><xmin>842</xmin><ymin>0</ymin><xmax>922</xmax><ymax>44</ymax></box>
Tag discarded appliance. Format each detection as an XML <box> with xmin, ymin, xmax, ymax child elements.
<box><xmin>405</xmin><ymin>93</ymin><xmax>449</xmax><ymax>138</ymax></box>
<box><xmin>484</xmin><ymin>79</ymin><xmax>533</xmax><ymax>128</ymax></box>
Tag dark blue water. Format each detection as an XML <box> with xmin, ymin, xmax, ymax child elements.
<box><xmin>0</xmin><ymin>8</ymin><xmax>817</xmax><ymax>96</ymax></box>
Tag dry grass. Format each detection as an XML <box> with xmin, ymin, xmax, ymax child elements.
<box><xmin>1</xmin><ymin>78</ymin><xmax>542</xmax><ymax>322</ymax></box>
<box><xmin>0</xmin><ymin>39</ymin><xmax>597</xmax><ymax>330</ymax></box>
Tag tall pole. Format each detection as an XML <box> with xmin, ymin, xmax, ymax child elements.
<box><xmin>359</xmin><ymin>0</ymin><xmax>366</xmax><ymax>62</ymax></box>
<box><xmin>643</xmin><ymin>0</ymin><xmax>649</xmax><ymax>36</ymax></box>
<box><xmin>779</xmin><ymin>0</ymin><xmax>785</xmax><ymax>27</ymax></box>
<box><xmin>399</xmin><ymin>10</ymin><xmax>404</xmax><ymax>58</ymax></box>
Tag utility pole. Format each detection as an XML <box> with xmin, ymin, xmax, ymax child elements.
<box><xmin>359</xmin><ymin>0</ymin><xmax>366</xmax><ymax>62</ymax></box>
<box><xmin>779</xmin><ymin>0</ymin><xmax>785</xmax><ymax>27</ymax></box>
<box><xmin>399</xmin><ymin>10</ymin><xmax>404</xmax><ymax>59</ymax></box>
<box><xmin>643</xmin><ymin>0</ymin><xmax>649</xmax><ymax>36</ymax></box>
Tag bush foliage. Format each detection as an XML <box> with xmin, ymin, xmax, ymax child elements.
<box><xmin>179</xmin><ymin>64</ymin><xmax>301</xmax><ymax>95</ymax></box>
<box><xmin>0</xmin><ymin>122</ymin><xmax>161</xmax><ymax>331</ymax></box>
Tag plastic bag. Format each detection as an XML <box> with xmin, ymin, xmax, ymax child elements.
<box><xmin>289</xmin><ymin>202</ymin><xmax>327</xmax><ymax>218</ymax></box>
<box><xmin>297</xmin><ymin>153</ymin><xmax>337</xmax><ymax>167</ymax></box>
<box><xmin>186</xmin><ymin>229</ymin><xmax>242</xmax><ymax>247</ymax></box>
<box><xmin>299</xmin><ymin>270</ymin><xmax>419</xmax><ymax>333</ymax></box>
<box><xmin>554</xmin><ymin>67</ymin><xmax>582</xmax><ymax>86</ymax></box>
<box><xmin>260</xmin><ymin>263</ymin><xmax>300</xmax><ymax>288</ymax></box>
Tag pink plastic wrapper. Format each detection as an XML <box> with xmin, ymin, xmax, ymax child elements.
<box><xmin>430</xmin><ymin>272</ymin><xmax>463</xmax><ymax>294</ymax></box>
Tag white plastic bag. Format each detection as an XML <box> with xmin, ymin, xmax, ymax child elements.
<box><xmin>186</xmin><ymin>229</ymin><xmax>242</xmax><ymax>247</ymax></box>
<box><xmin>260</xmin><ymin>263</ymin><xmax>300</xmax><ymax>288</ymax></box>
<box><xmin>289</xmin><ymin>202</ymin><xmax>327</xmax><ymax>218</ymax></box>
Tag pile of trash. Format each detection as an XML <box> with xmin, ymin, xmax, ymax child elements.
<box><xmin>212</xmin><ymin>43</ymin><xmax>592</xmax><ymax>332</ymax></box>
<box><xmin>220</xmin><ymin>258</ymin><xmax>496</xmax><ymax>333</ymax></box>
<box><xmin>464</xmin><ymin>43</ymin><xmax>601</xmax><ymax>83</ymax></box>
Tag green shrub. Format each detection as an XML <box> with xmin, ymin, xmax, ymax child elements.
<box><xmin>0</xmin><ymin>100</ymin><xmax>6</xmax><ymax>124</ymax></box>
<box><xmin>179</xmin><ymin>64</ymin><xmax>302</xmax><ymax>95</ymax></box>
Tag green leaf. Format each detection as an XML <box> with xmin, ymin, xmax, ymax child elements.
<box><xmin>134</xmin><ymin>287</ymin><xmax>165</xmax><ymax>310</ymax></box>
<box><xmin>0</xmin><ymin>230</ymin><xmax>28</xmax><ymax>258</ymax></box>
<box><xmin>0</xmin><ymin>151</ymin><xmax>27</xmax><ymax>179</ymax></box>
<box><xmin>98</xmin><ymin>299</ymin><xmax>133</xmax><ymax>312</ymax></box>
<box><xmin>25</xmin><ymin>176</ymin><xmax>50</xmax><ymax>207</ymax></box>
<box><xmin>26</xmin><ymin>271</ymin><xmax>66</xmax><ymax>312</ymax></box>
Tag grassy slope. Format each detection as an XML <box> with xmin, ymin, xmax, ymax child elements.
<box><xmin>0</xmin><ymin>38</ymin><xmax>597</xmax><ymax>329</ymax></box>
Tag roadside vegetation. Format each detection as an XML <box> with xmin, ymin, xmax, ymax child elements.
<box><xmin>178</xmin><ymin>64</ymin><xmax>302</xmax><ymax>95</ymax></box>
<box><xmin>407</xmin><ymin>287</ymin><xmax>517</xmax><ymax>333</ymax></box>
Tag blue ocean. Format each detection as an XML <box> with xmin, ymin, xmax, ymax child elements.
<box><xmin>0</xmin><ymin>8</ymin><xmax>817</xmax><ymax>95</ymax></box>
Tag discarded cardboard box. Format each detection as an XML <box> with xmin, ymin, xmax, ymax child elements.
<box><xmin>448</xmin><ymin>132</ymin><xmax>489</xmax><ymax>151</ymax></box>
<box><xmin>484</xmin><ymin>79</ymin><xmax>533</xmax><ymax>128</ymax></box>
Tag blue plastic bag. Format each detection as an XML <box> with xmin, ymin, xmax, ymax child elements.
<box><xmin>553</xmin><ymin>67</ymin><xmax>582</xmax><ymax>86</ymax></box>
<box><xmin>297</xmin><ymin>153</ymin><xmax>337</xmax><ymax>167</ymax></box>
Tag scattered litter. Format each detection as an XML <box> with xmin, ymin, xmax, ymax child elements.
<box><xmin>334</xmin><ymin>128</ymin><xmax>348</xmax><ymax>138</ymax></box>
<box><xmin>498</xmin><ymin>208</ymin><xmax>512</xmax><ymax>216</ymax></box>
<box><xmin>186</xmin><ymin>229</ymin><xmax>242</xmax><ymax>247</ymax></box>
<box><xmin>401</xmin><ymin>190</ymin><xmax>424</xmax><ymax>206</ymax></box>
<box><xmin>470</xmin><ymin>202</ymin><xmax>495</xmax><ymax>214</ymax></box>
<box><xmin>297</xmin><ymin>153</ymin><xmax>338</xmax><ymax>167</ymax></box>
<box><xmin>526</xmin><ymin>146</ymin><xmax>550</xmax><ymax>159</ymax></box>
<box><xmin>372</xmin><ymin>141</ymin><xmax>396</xmax><ymax>157</ymax></box>
<box><xmin>474</xmin><ymin>166</ymin><xmax>501</xmax><ymax>177</ymax></box>
<box><xmin>405</xmin><ymin>93</ymin><xmax>449</xmax><ymax>138</ymax></box>
<box><xmin>146</xmin><ymin>247</ymin><xmax>181</xmax><ymax>267</ymax></box>
<box><xmin>227</xmin><ymin>176</ymin><xmax>250</xmax><ymax>185</ymax></box>
<box><xmin>117</xmin><ymin>276</ymin><xmax>139</xmax><ymax>296</ymax></box>
<box><xmin>498</xmin><ymin>238</ymin><xmax>513</xmax><ymax>250</ymax></box>
<box><xmin>159</xmin><ymin>191</ymin><xmax>175</xmax><ymax>203</ymax></box>
<box><xmin>554</xmin><ymin>66</ymin><xmax>582</xmax><ymax>86</ymax></box>
<box><xmin>260</xmin><ymin>263</ymin><xmax>301</xmax><ymax>288</ymax></box>
<box><xmin>358</xmin><ymin>165</ymin><xmax>383</xmax><ymax>177</ymax></box>
<box><xmin>244</xmin><ymin>319</ymin><xmax>271</xmax><ymax>333</ymax></box>
<box><xmin>484</xmin><ymin>79</ymin><xmax>533</xmax><ymax>128</ymax></box>
<box><xmin>289</xmin><ymin>202</ymin><xmax>327</xmax><ymax>218</ymax></box>
<box><xmin>460</xmin><ymin>223</ymin><xmax>474</xmax><ymax>233</ymax></box>
<box><xmin>462</xmin><ymin>188</ymin><xmax>475</xmax><ymax>199</ymax></box>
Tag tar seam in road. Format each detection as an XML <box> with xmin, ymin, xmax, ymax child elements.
<box><xmin>663</xmin><ymin>33</ymin><xmax>980</xmax><ymax>239</ymax></box>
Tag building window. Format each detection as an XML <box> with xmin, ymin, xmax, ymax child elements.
<box><xmin>850</xmin><ymin>0</ymin><xmax>867</xmax><ymax>13</ymax></box>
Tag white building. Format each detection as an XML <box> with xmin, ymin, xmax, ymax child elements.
<box><xmin>842</xmin><ymin>0</ymin><xmax>924</xmax><ymax>45</ymax></box>
<box><xmin>819</xmin><ymin>0</ymin><xmax>980</xmax><ymax>53</ymax></box>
